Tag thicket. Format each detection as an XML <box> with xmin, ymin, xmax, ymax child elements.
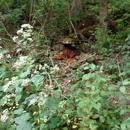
<box><xmin>0</xmin><ymin>0</ymin><xmax>130</xmax><ymax>130</ymax></box>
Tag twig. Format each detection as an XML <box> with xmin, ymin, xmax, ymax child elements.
<box><xmin>116</xmin><ymin>58</ymin><xmax>124</xmax><ymax>83</ymax></box>
<box><xmin>0</xmin><ymin>21</ymin><xmax>13</xmax><ymax>40</ymax></box>
<box><xmin>69</xmin><ymin>20</ymin><xmax>78</xmax><ymax>38</ymax></box>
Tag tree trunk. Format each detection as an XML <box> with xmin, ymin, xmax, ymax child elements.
<box><xmin>100</xmin><ymin>0</ymin><xmax>108</xmax><ymax>32</ymax></box>
<box><xmin>70</xmin><ymin>0</ymin><xmax>83</xmax><ymax>15</ymax></box>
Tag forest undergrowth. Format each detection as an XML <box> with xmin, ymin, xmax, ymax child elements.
<box><xmin>0</xmin><ymin>0</ymin><xmax>130</xmax><ymax>130</ymax></box>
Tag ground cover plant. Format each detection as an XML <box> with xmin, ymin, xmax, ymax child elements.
<box><xmin>0</xmin><ymin>0</ymin><xmax>130</xmax><ymax>130</ymax></box>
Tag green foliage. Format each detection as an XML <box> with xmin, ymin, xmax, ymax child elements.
<box><xmin>0</xmin><ymin>0</ymin><xmax>130</xmax><ymax>130</ymax></box>
<box><xmin>0</xmin><ymin>25</ymin><xmax>130</xmax><ymax>129</ymax></box>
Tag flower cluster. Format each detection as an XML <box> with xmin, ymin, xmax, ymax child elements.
<box><xmin>21</xmin><ymin>78</ymin><xmax>30</xmax><ymax>87</ymax></box>
<box><xmin>3</xmin><ymin>76</ymin><xmax>19</xmax><ymax>92</ymax></box>
<box><xmin>0</xmin><ymin>109</ymin><xmax>9</xmax><ymax>122</ymax></box>
<box><xmin>0</xmin><ymin>54</ymin><xmax>4</xmax><ymax>59</ymax></box>
<box><xmin>28</xmin><ymin>92</ymin><xmax>48</xmax><ymax>107</ymax></box>
<box><xmin>12</xmin><ymin>24</ymin><xmax>33</xmax><ymax>44</ymax></box>
<box><xmin>13</xmin><ymin>56</ymin><xmax>28</xmax><ymax>68</ymax></box>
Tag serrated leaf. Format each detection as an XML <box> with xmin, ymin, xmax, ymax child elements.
<box><xmin>120</xmin><ymin>86</ymin><xmax>126</xmax><ymax>94</ymax></box>
<box><xmin>31</xmin><ymin>75</ymin><xmax>44</xmax><ymax>87</ymax></box>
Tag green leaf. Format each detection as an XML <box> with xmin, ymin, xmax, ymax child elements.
<box><xmin>82</xmin><ymin>74</ymin><xmax>91</xmax><ymax>80</ymax></box>
<box><xmin>0</xmin><ymin>49</ymin><xmax>9</xmax><ymax>54</ymax></box>
<box><xmin>15</xmin><ymin>95</ymin><xmax>22</xmax><ymax>103</ymax></box>
<box><xmin>16</xmin><ymin>122</ymin><xmax>31</xmax><ymax>130</ymax></box>
<box><xmin>122</xmin><ymin>79</ymin><xmax>130</xmax><ymax>86</ymax></box>
<box><xmin>40</xmin><ymin>110</ymin><xmax>50</xmax><ymax>117</ymax></box>
<box><xmin>23</xmin><ymin>41</ymin><xmax>27</xmax><ymax>46</ymax></box>
<box><xmin>94</xmin><ymin>103</ymin><xmax>101</xmax><ymax>111</ymax></box>
<box><xmin>16</xmin><ymin>48</ymin><xmax>22</xmax><ymax>53</ymax></box>
<box><xmin>89</xmin><ymin>63</ymin><xmax>96</xmax><ymax>70</ymax></box>
<box><xmin>15</xmin><ymin>113</ymin><xmax>30</xmax><ymax>124</ymax></box>
<box><xmin>49</xmin><ymin>117</ymin><xmax>58</xmax><ymax>129</ymax></box>
<box><xmin>20</xmin><ymin>69</ymin><xmax>30</xmax><ymax>78</ymax></box>
<box><xmin>45</xmin><ymin>98</ymin><xmax>61</xmax><ymax>109</ymax></box>
<box><xmin>14</xmin><ymin>108</ymin><xmax>24</xmax><ymax>115</ymax></box>
<box><xmin>0</xmin><ymin>96</ymin><xmax>8</xmax><ymax>106</ymax></box>
<box><xmin>0</xmin><ymin>65</ymin><xmax>6</xmax><ymax>72</ymax></box>
<box><xmin>31</xmin><ymin>75</ymin><xmax>44</xmax><ymax>87</ymax></box>
<box><xmin>120</xmin><ymin>86</ymin><xmax>126</xmax><ymax>94</ymax></box>
<box><xmin>15</xmin><ymin>87</ymin><xmax>23</xmax><ymax>93</ymax></box>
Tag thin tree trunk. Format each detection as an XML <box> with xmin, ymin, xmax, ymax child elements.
<box><xmin>70</xmin><ymin>0</ymin><xmax>83</xmax><ymax>15</ymax></box>
<box><xmin>100</xmin><ymin>0</ymin><xmax>108</xmax><ymax>32</ymax></box>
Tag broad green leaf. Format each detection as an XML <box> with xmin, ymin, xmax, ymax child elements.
<box><xmin>40</xmin><ymin>124</ymin><xmax>45</xmax><ymax>130</ymax></box>
<box><xmin>122</xmin><ymin>79</ymin><xmax>130</xmax><ymax>86</ymax></box>
<box><xmin>14</xmin><ymin>108</ymin><xmax>24</xmax><ymax>115</ymax></box>
<box><xmin>0</xmin><ymin>49</ymin><xmax>9</xmax><ymax>54</ymax></box>
<box><xmin>0</xmin><ymin>65</ymin><xmax>6</xmax><ymax>72</ymax></box>
<box><xmin>89</xmin><ymin>63</ymin><xmax>96</xmax><ymax>70</ymax></box>
<box><xmin>31</xmin><ymin>75</ymin><xmax>44</xmax><ymax>87</ymax></box>
<box><xmin>16</xmin><ymin>48</ymin><xmax>22</xmax><ymax>53</ymax></box>
<box><xmin>23</xmin><ymin>41</ymin><xmax>27</xmax><ymax>46</ymax></box>
<box><xmin>120</xmin><ymin>86</ymin><xmax>126</xmax><ymax>94</ymax></box>
<box><xmin>20</xmin><ymin>69</ymin><xmax>30</xmax><ymax>78</ymax></box>
<box><xmin>45</xmin><ymin>98</ymin><xmax>61</xmax><ymax>109</ymax></box>
<box><xmin>94</xmin><ymin>103</ymin><xmax>101</xmax><ymax>111</ymax></box>
<box><xmin>0</xmin><ymin>96</ymin><xmax>7</xmax><ymax>106</ymax></box>
<box><xmin>16</xmin><ymin>122</ymin><xmax>31</xmax><ymax>130</ymax></box>
<box><xmin>15</xmin><ymin>87</ymin><xmax>23</xmax><ymax>93</ymax></box>
<box><xmin>82</xmin><ymin>74</ymin><xmax>91</xmax><ymax>80</ymax></box>
<box><xmin>40</xmin><ymin>110</ymin><xmax>50</xmax><ymax>117</ymax></box>
<box><xmin>15</xmin><ymin>95</ymin><xmax>22</xmax><ymax>103</ymax></box>
<box><xmin>49</xmin><ymin>117</ymin><xmax>58</xmax><ymax>129</ymax></box>
<box><xmin>15</xmin><ymin>113</ymin><xmax>30</xmax><ymax>124</ymax></box>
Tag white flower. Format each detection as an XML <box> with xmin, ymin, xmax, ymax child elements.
<box><xmin>3</xmin><ymin>81</ymin><xmax>12</xmax><ymax>92</ymax></box>
<box><xmin>21</xmin><ymin>24</ymin><xmax>33</xmax><ymax>29</ymax></box>
<box><xmin>43</xmin><ymin>116</ymin><xmax>48</xmax><ymax>123</ymax></box>
<box><xmin>30</xmin><ymin>98</ymin><xmax>36</xmax><ymax>105</ymax></box>
<box><xmin>13</xmin><ymin>56</ymin><xmax>28</xmax><ymax>68</ymax></box>
<box><xmin>11</xmin><ymin>76</ymin><xmax>19</xmax><ymax>84</ymax></box>
<box><xmin>13</xmin><ymin>36</ymin><xmax>18</xmax><ymax>42</ymax></box>
<box><xmin>22</xmin><ymin>32</ymin><xmax>31</xmax><ymax>39</ymax></box>
<box><xmin>34</xmin><ymin>70</ymin><xmax>40</xmax><ymax>75</ymax></box>
<box><xmin>51</xmin><ymin>65</ymin><xmax>60</xmax><ymax>74</ymax></box>
<box><xmin>21</xmin><ymin>79</ymin><xmax>30</xmax><ymax>87</ymax></box>
<box><xmin>4</xmin><ymin>78</ymin><xmax>9</xmax><ymax>81</ymax></box>
<box><xmin>27</xmin><ymin>38</ymin><xmax>33</xmax><ymax>42</ymax></box>
<box><xmin>0</xmin><ymin>54</ymin><xmax>4</xmax><ymax>59</ymax></box>
<box><xmin>19</xmin><ymin>56</ymin><xmax>28</xmax><ymax>61</ymax></box>
<box><xmin>0</xmin><ymin>109</ymin><xmax>9</xmax><ymax>122</ymax></box>
<box><xmin>27</xmin><ymin>29</ymin><xmax>33</xmax><ymax>33</ymax></box>
<box><xmin>39</xmin><ymin>64</ymin><xmax>42</xmax><ymax>70</ymax></box>
<box><xmin>53</xmin><ymin>65</ymin><xmax>59</xmax><ymax>71</ymax></box>
<box><xmin>44</xmin><ymin>64</ymin><xmax>49</xmax><ymax>69</ymax></box>
<box><xmin>17</xmin><ymin>28</ymin><xmax>24</xmax><ymax>35</ymax></box>
<box><xmin>6</xmin><ymin>54</ymin><xmax>11</xmax><ymax>59</ymax></box>
<box><xmin>0</xmin><ymin>46</ymin><xmax>3</xmax><ymax>48</ymax></box>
